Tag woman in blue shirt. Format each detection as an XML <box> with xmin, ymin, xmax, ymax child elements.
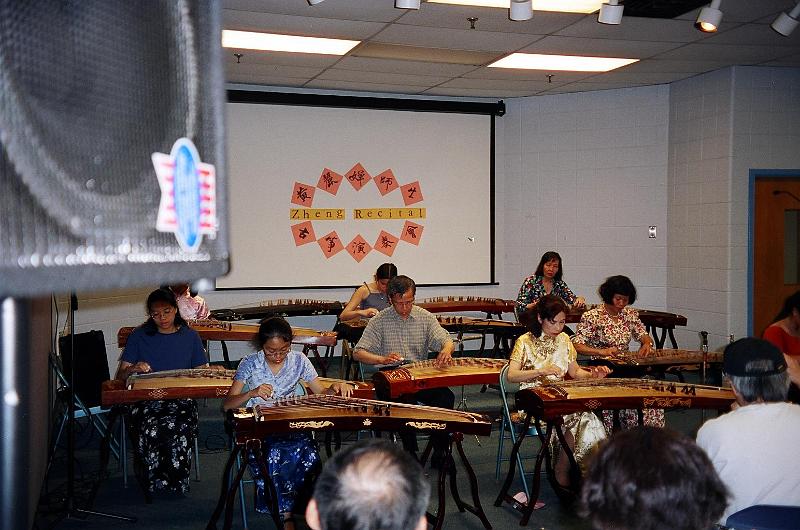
<box><xmin>223</xmin><ymin>317</ymin><xmax>352</xmax><ymax>530</ymax></box>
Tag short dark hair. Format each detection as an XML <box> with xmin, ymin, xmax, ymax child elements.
<box><xmin>598</xmin><ymin>275</ymin><xmax>637</xmax><ymax>305</ymax></box>
<box><xmin>387</xmin><ymin>275</ymin><xmax>416</xmax><ymax>298</ymax></box>
<box><xmin>252</xmin><ymin>316</ymin><xmax>293</xmax><ymax>350</ymax></box>
<box><xmin>580</xmin><ymin>426</ymin><xmax>728</xmax><ymax>530</ymax></box>
<box><xmin>312</xmin><ymin>440</ymin><xmax>430</xmax><ymax>530</ymax></box>
<box><xmin>528</xmin><ymin>294</ymin><xmax>568</xmax><ymax>336</ymax></box>
<box><xmin>375</xmin><ymin>263</ymin><xmax>398</xmax><ymax>281</ymax></box>
<box><xmin>534</xmin><ymin>251</ymin><xmax>563</xmax><ymax>281</ymax></box>
<box><xmin>728</xmin><ymin>364</ymin><xmax>791</xmax><ymax>403</ymax></box>
<box><xmin>143</xmin><ymin>288</ymin><xmax>188</xmax><ymax>334</ymax></box>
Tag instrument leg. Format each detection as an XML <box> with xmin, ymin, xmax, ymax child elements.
<box><xmin>453</xmin><ymin>434</ymin><xmax>492</xmax><ymax>529</ymax></box>
<box><xmin>206</xmin><ymin>443</ymin><xmax>241</xmax><ymax>530</ymax></box>
<box><xmin>520</xmin><ymin>420</ymin><xmax>552</xmax><ymax>526</ymax></box>
<box><xmin>495</xmin><ymin>413</ymin><xmax>532</xmax><ymax>507</ymax></box>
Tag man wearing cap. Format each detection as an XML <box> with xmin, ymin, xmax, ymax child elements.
<box><xmin>696</xmin><ymin>337</ymin><xmax>800</xmax><ymax>522</ymax></box>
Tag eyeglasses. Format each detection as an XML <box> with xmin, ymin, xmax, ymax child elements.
<box><xmin>264</xmin><ymin>346</ymin><xmax>291</xmax><ymax>357</ymax></box>
<box><xmin>149</xmin><ymin>307</ymin><xmax>175</xmax><ymax>319</ymax></box>
<box><xmin>391</xmin><ymin>299</ymin><xmax>415</xmax><ymax>307</ymax></box>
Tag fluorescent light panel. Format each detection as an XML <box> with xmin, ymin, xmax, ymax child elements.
<box><xmin>489</xmin><ymin>53</ymin><xmax>638</xmax><ymax>72</ymax></box>
<box><xmin>428</xmin><ymin>0</ymin><xmax>604</xmax><ymax>13</ymax></box>
<box><xmin>222</xmin><ymin>30</ymin><xmax>359</xmax><ymax>55</ymax></box>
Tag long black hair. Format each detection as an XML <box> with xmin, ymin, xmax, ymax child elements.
<box><xmin>527</xmin><ymin>294</ymin><xmax>569</xmax><ymax>337</ymax></box>
<box><xmin>142</xmin><ymin>288</ymin><xmax>188</xmax><ymax>335</ymax></box>
<box><xmin>252</xmin><ymin>316</ymin><xmax>293</xmax><ymax>351</ymax></box>
<box><xmin>534</xmin><ymin>251</ymin><xmax>563</xmax><ymax>281</ymax></box>
<box><xmin>375</xmin><ymin>263</ymin><xmax>398</xmax><ymax>281</ymax></box>
<box><xmin>773</xmin><ymin>290</ymin><xmax>800</xmax><ymax>323</ymax></box>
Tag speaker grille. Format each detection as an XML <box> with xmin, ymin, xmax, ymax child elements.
<box><xmin>0</xmin><ymin>0</ymin><xmax>228</xmax><ymax>296</ymax></box>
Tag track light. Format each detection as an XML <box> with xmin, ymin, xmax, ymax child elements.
<box><xmin>695</xmin><ymin>0</ymin><xmax>722</xmax><ymax>33</ymax></box>
<box><xmin>509</xmin><ymin>0</ymin><xmax>533</xmax><ymax>21</ymax></box>
<box><xmin>396</xmin><ymin>0</ymin><xmax>421</xmax><ymax>8</ymax></box>
<box><xmin>598</xmin><ymin>0</ymin><xmax>623</xmax><ymax>24</ymax></box>
<box><xmin>772</xmin><ymin>1</ymin><xmax>800</xmax><ymax>36</ymax></box>
<box><xmin>307</xmin><ymin>0</ymin><xmax>325</xmax><ymax>5</ymax></box>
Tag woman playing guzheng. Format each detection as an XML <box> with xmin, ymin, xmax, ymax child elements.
<box><xmin>223</xmin><ymin>317</ymin><xmax>352</xmax><ymax>530</ymax></box>
<box><xmin>571</xmin><ymin>275</ymin><xmax>663</xmax><ymax>430</ymax></box>
<box><xmin>515</xmin><ymin>251</ymin><xmax>586</xmax><ymax>316</ymax></box>
<box><xmin>339</xmin><ymin>262</ymin><xmax>398</xmax><ymax>321</ymax></box>
<box><xmin>507</xmin><ymin>294</ymin><xmax>610</xmax><ymax>488</ymax></box>
<box><xmin>116</xmin><ymin>288</ymin><xmax>214</xmax><ymax>495</ymax></box>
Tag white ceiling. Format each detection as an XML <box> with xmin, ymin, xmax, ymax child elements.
<box><xmin>222</xmin><ymin>0</ymin><xmax>800</xmax><ymax>98</ymax></box>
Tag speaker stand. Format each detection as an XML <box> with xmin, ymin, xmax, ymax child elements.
<box><xmin>59</xmin><ymin>294</ymin><xmax>135</xmax><ymax>523</ymax></box>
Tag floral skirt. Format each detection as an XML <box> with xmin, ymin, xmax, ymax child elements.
<box><xmin>602</xmin><ymin>408</ymin><xmax>665</xmax><ymax>433</ymax></box>
<box><xmin>247</xmin><ymin>433</ymin><xmax>320</xmax><ymax>515</ymax></box>
<box><xmin>549</xmin><ymin>411</ymin><xmax>607</xmax><ymax>473</ymax></box>
<box><xmin>128</xmin><ymin>399</ymin><xmax>198</xmax><ymax>493</ymax></box>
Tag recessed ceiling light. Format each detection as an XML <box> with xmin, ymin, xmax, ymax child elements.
<box><xmin>428</xmin><ymin>0</ymin><xmax>604</xmax><ymax>14</ymax></box>
<box><xmin>221</xmin><ymin>30</ymin><xmax>360</xmax><ymax>55</ymax></box>
<box><xmin>488</xmin><ymin>53</ymin><xmax>638</xmax><ymax>72</ymax></box>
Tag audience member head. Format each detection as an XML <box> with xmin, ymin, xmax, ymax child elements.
<box><xmin>252</xmin><ymin>316</ymin><xmax>293</xmax><ymax>351</ymax></box>
<box><xmin>724</xmin><ymin>337</ymin><xmax>790</xmax><ymax>404</ymax></box>
<box><xmin>306</xmin><ymin>439</ymin><xmax>430</xmax><ymax>530</ymax></box>
<box><xmin>169</xmin><ymin>283</ymin><xmax>191</xmax><ymax>296</ymax></box>
<box><xmin>772</xmin><ymin>290</ymin><xmax>800</xmax><ymax>323</ymax></box>
<box><xmin>534</xmin><ymin>251</ymin><xmax>563</xmax><ymax>281</ymax></box>
<box><xmin>580</xmin><ymin>426</ymin><xmax>728</xmax><ymax>530</ymax></box>
<box><xmin>387</xmin><ymin>275</ymin><xmax>416</xmax><ymax>299</ymax></box>
<box><xmin>144</xmin><ymin>288</ymin><xmax>187</xmax><ymax>334</ymax></box>
<box><xmin>598</xmin><ymin>275</ymin><xmax>637</xmax><ymax>306</ymax></box>
<box><xmin>374</xmin><ymin>263</ymin><xmax>398</xmax><ymax>294</ymax></box>
<box><xmin>527</xmin><ymin>294</ymin><xmax>569</xmax><ymax>337</ymax></box>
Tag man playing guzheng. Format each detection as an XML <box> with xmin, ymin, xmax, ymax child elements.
<box><xmin>305</xmin><ymin>439</ymin><xmax>430</xmax><ymax>530</ymax></box>
<box><xmin>353</xmin><ymin>274</ymin><xmax>455</xmax><ymax>464</ymax></box>
<box><xmin>696</xmin><ymin>338</ymin><xmax>800</xmax><ymax>523</ymax></box>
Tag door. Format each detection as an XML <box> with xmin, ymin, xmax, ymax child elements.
<box><xmin>753</xmin><ymin>177</ymin><xmax>800</xmax><ymax>336</ymax></box>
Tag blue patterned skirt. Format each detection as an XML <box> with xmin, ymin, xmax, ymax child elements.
<box><xmin>247</xmin><ymin>433</ymin><xmax>320</xmax><ymax>514</ymax></box>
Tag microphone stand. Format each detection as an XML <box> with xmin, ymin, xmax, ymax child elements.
<box><xmin>61</xmin><ymin>293</ymin><xmax>134</xmax><ymax>523</ymax></box>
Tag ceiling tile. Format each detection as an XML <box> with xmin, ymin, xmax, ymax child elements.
<box><xmin>223</xmin><ymin>49</ymin><xmax>341</xmax><ymax>68</ymax></box>
<box><xmin>353</xmin><ymin>42</ymin><xmax>502</xmax><ymax>65</ymax></box>
<box><xmin>556</xmin><ymin>15</ymin><xmax>705</xmax><ymax>43</ymax></box>
<box><xmin>518</xmin><ymin>35</ymin><xmax>683</xmax><ymax>58</ymax></box>
<box><xmin>424</xmin><ymin>87</ymin><xmax>533</xmax><ymax>97</ymax></box>
<box><xmin>703</xmin><ymin>22</ymin><xmax>800</xmax><ymax>46</ymax></box>
<box><xmin>224</xmin><ymin>0</ymin><xmax>402</xmax><ymax>23</ymax></box>
<box><xmin>397</xmin><ymin>3</ymin><xmax>585</xmax><ymax>34</ymax></box>
<box><xmin>335</xmin><ymin>55</ymin><xmax>479</xmax><ymax>76</ymax></box>
<box><xmin>372</xmin><ymin>24</ymin><xmax>539</xmax><ymax>52</ymax></box>
<box><xmin>304</xmin><ymin>78</ymin><xmax>428</xmax><ymax>94</ymax></box>
<box><xmin>655</xmin><ymin>43</ymin><xmax>795</xmax><ymax>63</ymax></box>
<box><xmin>223</xmin><ymin>9</ymin><xmax>386</xmax><ymax>39</ymax></box>
<box><xmin>316</xmin><ymin>68</ymin><xmax>451</xmax><ymax>87</ymax></box>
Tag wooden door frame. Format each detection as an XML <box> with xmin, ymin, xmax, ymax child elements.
<box><xmin>748</xmin><ymin>169</ymin><xmax>800</xmax><ymax>335</ymax></box>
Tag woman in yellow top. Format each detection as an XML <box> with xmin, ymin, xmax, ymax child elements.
<box><xmin>507</xmin><ymin>294</ymin><xmax>610</xmax><ymax>489</ymax></box>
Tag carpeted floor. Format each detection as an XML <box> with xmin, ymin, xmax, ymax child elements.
<box><xmin>36</xmin><ymin>361</ymin><xmax>712</xmax><ymax>530</ymax></box>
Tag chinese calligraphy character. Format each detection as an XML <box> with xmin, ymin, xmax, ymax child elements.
<box><xmin>325</xmin><ymin>235</ymin><xmax>338</xmax><ymax>252</ymax></box>
<box><xmin>351</xmin><ymin>241</ymin><xmax>366</xmax><ymax>254</ymax></box>
<box><xmin>406</xmin><ymin>186</ymin><xmax>417</xmax><ymax>198</ymax></box>
<box><xmin>380</xmin><ymin>236</ymin><xmax>394</xmax><ymax>249</ymax></box>
<box><xmin>298</xmin><ymin>227</ymin><xmax>310</xmax><ymax>239</ymax></box>
<box><xmin>348</xmin><ymin>170</ymin><xmax>366</xmax><ymax>184</ymax></box>
<box><xmin>380</xmin><ymin>175</ymin><xmax>394</xmax><ymax>191</ymax></box>
<box><xmin>405</xmin><ymin>225</ymin><xmax>417</xmax><ymax>239</ymax></box>
<box><xmin>321</xmin><ymin>172</ymin><xmax>336</xmax><ymax>189</ymax></box>
<box><xmin>296</xmin><ymin>186</ymin><xmax>310</xmax><ymax>202</ymax></box>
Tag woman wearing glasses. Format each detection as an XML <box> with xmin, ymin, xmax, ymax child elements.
<box><xmin>223</xmin><ymin>317</ymin><xmax>352</xmax><ymax>530</ymax></box>
<box><xmin>507</xmin><ymin>294</ymin><xmax>610</xmax><ymax>490</ymax></box>
<box><xmin>116</xmin><ymin>288</ymin><xmax>213</xmax><ymax>496</ymax></box>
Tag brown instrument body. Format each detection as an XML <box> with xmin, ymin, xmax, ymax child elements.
<box><xmin>230</xmin><ymin>395</ymin><xmax>492</xmax><ymax>443</ymax></box>
<box><xmin>599</xmin><ymin>348</ymin><xmax>722</xmax><ymax>366</ymax></box>
<box><xmin>210</xmin><ymin>299</ymin><xmax>344</xmax><ymax>321</ymax></box>
<box><xmin>117</xmin><ymin>321</ymin><xmax>336</xmax><ymax>348</ymax></box>
<box><xmin>101</xmin><ymin>370</ymin><xmax>374</xmax><ymax>406</ymax></box>
<box><xmin>372</xmin><ymin>357</ymin><xmax>507</xmax><ymax>398</ymax></box>
<box><xmin>565</xmin><ymin>306</ymin><xmax>687</xmax><ymax>327</ymax></box>
<box><xmin>418</xmin><ymin>297</ymin><xmax>515</xmax><ymax>315</ymax></box>
<box><xmin>517</xmin><ymin>378</ymin><xmax>735</xmax><ymax>420</ymax></box>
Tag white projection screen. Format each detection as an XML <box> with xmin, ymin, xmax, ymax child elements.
<box><xmin>218</xmin><ymin>92</ymin><xmax>501</xmax><ymax>289</ymax></box>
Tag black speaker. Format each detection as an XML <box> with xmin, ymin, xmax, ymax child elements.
<box><xmin>0</xmin><ymin>0</ymin><xmax>228</xmax><ymax>297</ymax></box>
<box><xmin>58</xmin><ymin>330</ymin><xmax>109</xmax><ymax>409</ymax></box>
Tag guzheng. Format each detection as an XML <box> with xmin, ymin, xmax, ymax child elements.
<box><xmin>562</xmin><ymin>306</ymin><xmax>688</xmax><ymax>348</ymax></box>
<box><xmin>418</xmin><ymin>297</ymin><xmax>515</xmax><ymax>316</ymax></box>
<box><xmin>230</xmin><ymin>395</ymin><xmax>492</xmax><ymax>444</ymax></box>
<box><xmin>596</xmin><ymin>348</ymin><xmax>723</xmax><ymax>367</ymax></box>
<box><xmin>101</xmin><ymin>370</ymin><xmax>374</xmax><ymax>406</ymax></box>
<box><xmin>336</xmin><ymin>315</ymin><xmax>526</xmax><ymax>345</ymax></box>
<box><xmin>116</xmin><ymin>321</ymin><xmax>336</xmax><ymax>348</ymax></box>
<box><xmin>372</xmin><ymin>357</ymin><xmax>508</xmax><ymax>398</ymax></box>
<box><xmin>210</xmin><ymin>299</ymin><xmax>344</xmax><ymax>321</ymax></box>
<box><xmin>517</xmin><ymin>378</ymin><xmax>735</xmax><ymax>420</ymax></box>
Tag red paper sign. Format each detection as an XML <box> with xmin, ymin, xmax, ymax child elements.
<box><xmin>400</xmin><ymin>221</ymin><xmax>424</xmax><ymax>245</ymax></box>
<box><xmin>290</xmin><ymin>221</ymin><xmax>316</xmax><ymax>246</ymax></box>
<box><xmin>345</xmin><ymin>163</ymin><xmax>371</xmax><ymax>191</ymax></box>
<box><xmin>291</xmin><ymin>182</ymin><xmax>315</xmax><ymax>207</ymax></box>
<box><xmin>400</xmin><ymin>181</ymin><xmax>423</xmax><ymax>206</ymax></box>
<box><xmin>318</xmin><ymin>231</ymin><xmax>345</xmax><ymax>258</ymax></box>
<box><xmin>374</xmin><ymin>230</ymin><xmax>399</xmax><ymax>257</ymax></box>
<box><xmin>346</xmin><ymin>235</ymin><xmax>372</xmax><ymax>262</ymax></box>
<box><xmin>317</xmin><ymin>168</ymin><xmax>343</xmax><ymax>195</ymax></box>
<box><xmin>373</xmin><ymin>169</ymin><xmax>399</xmax><ymax>196</ymax></box>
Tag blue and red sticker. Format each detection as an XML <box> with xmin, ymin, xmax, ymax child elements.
<box><xmin>152</xmin><ymin>138</ymin><xmax>217</xmax><ymax>252</ymax></box>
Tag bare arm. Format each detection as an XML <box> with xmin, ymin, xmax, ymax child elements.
<box><xmin>306</xmin><ymin>378</ymin><xmax>354</xmax><ymax>397</ymax></box>
<box><xmin>339</xmin><ymin>286</ymin><xmax>377</xmax><ymax>321</ymax></box>
<box><xmin>223</xmin><ymin>379</ymin><xmax>273</xmax><ymax>411</ymax></box>
<box><xmin>506</xmin><ymin>358</ymin><xmax>562</xmax><ymax>383</ymax></box>
<box><xmin>434</xmin><ymin>338</ymin><xmax>455</xmax><ymax>368</ymax></box>
<box><xmin>353</xmin><ymin>348</ymin><xmax>403</xmax><ymax>366</ymax></box>
<box><xmin>115</xmin><ymin>360</ymin><xmax>151</xmax><ymax>381</ymax></box>
<box><xmin>572</xmin><ymin>341</ymin><xmax>619</xmax><ymax>357</ymax></box>
<box><xmin>566</xmin><ymin>360</ymin><xmax>611</xmax><ymax>380</ymax></box>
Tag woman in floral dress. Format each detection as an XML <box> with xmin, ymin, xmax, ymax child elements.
<box><xmin>223</xmin><ymin>317</ymin><xmax>352</xmax><ymax>529</ymax></box>
<box><xmin>508</xmin><ymin>295</ymin><xmax>610</xmax><ymax>488</ymax></box>
<box><xmin>571</xmin><ymin>275</ymin><xmax>662</xmax><ymax>430</ymax></box>
<box><xmin>516</xmin><ymin>251</ymin><xmax>586</xmax><ymax>316</ymax></box>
